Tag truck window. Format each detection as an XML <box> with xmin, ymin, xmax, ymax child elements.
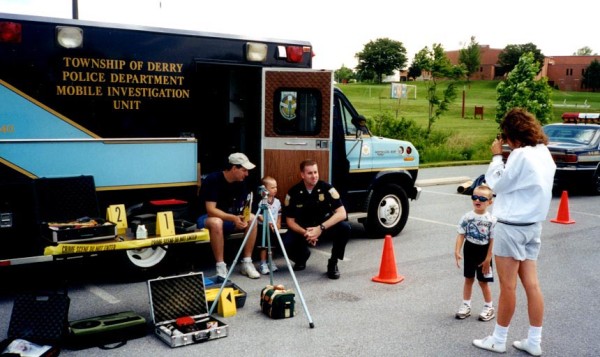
<box><xmin>273</xmin><ymin>89</ymin><xmax>321</xmax><ymax>135</ymax></box>
<box><xmin>333</xmin><ymin>93</ymin><xmax>357</xmax><ymax>136</ymax></box>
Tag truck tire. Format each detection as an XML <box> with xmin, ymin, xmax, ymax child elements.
<box><xmin>365</xmin><ymin>184</ymin><xmax>409</xmax><ymax>238</ymax></box>
<box><xmin>123</xmin><ymin>245</ymin><xmax>169</xmax><ymax>270</ymax></box>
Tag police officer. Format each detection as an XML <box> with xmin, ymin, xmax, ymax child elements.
<box><xmin>283</xmin><ymin>159</ymin><xmax>351</xmax><ymax>279</ymax></box>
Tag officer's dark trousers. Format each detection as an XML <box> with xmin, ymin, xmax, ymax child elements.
<box><xmin>282</xmin><ymin>221</ymin><xmax>351</xmax><ymax>264</ymax></box>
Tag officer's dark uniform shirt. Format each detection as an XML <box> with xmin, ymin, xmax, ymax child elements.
<box><xmin>284</xmin><ymin>180</ymin><xmax>343</xmax><ymax>227</ymax></box>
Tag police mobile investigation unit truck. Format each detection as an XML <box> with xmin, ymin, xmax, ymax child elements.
<box><xmin>0</xmin><ymin>13</ymin><xmax>420</xmax><ymax>272</ymax></box>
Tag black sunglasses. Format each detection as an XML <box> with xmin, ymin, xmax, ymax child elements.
<box><xmin>471</xmin><ymin>195</ymin><xmax>489</xmax><ymax>202</ymax></box>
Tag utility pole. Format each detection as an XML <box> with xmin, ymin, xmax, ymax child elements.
<box><xmin>72</xmin><ymin>0</ymin><xmax>78</xmax><ymax>19</ymax></box>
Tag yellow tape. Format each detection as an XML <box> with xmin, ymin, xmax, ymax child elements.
<box><xmin>43</xmin><ymin>230</ymin><xmax>209</xmax><ymax>256</ymax></box>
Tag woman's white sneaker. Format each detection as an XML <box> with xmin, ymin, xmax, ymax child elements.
<box><xmin>513</xmin><ymin>339</ymin><xmax>542</xmax><ymax>356</ymax></box>
<box><xmin>473</xmin><ymin>335</ymin><xmax>506</xmax><ymax>353</ymax></box>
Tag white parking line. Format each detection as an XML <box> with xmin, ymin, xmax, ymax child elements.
<box><xmin>85</xmin><ymin>285</ymin><xmax>120</xmax><ymax>304</ymax></box>
<box><xmin>409</xmin><ymin>216</ymin><xmax>457</xmax><ymax>228</ymax></box>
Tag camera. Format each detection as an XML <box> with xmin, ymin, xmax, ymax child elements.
<box><xmin>257</xmin><ymin>185</ymin><xmax>269</xmax><ymax>198</ymax></box>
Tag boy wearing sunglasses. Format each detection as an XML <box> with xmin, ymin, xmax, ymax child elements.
<box><xmin>454</xmin><ymin>184</ymin><xmax>497</xmax><ymax>322</ymax></box>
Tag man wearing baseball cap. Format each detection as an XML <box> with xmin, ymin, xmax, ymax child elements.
<box><xmin>197</xmin><ymin>152</ymin><xmax>260</xmax><ymax>279</ymax></box>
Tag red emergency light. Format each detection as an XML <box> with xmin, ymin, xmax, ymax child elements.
<box><xmin>286</xmin><ymin>46</ymin><xmax>307</xmax><ymax>63</ymax></box>
<box><xmin>0</xmin><ymin>21</ymin><xmax>22</xmax><ymax>43</ymax></box>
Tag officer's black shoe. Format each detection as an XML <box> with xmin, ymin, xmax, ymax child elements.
<box><xmin>293</xmin><ymin>262</ymin><xmax>306</xmax><ymax>271</ymax></box>
<box><xmin>327</xmin><ymin>259</ymin><xmax>340</xmax><ymax>279</ymax></box>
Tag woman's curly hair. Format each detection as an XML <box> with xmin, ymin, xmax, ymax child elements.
<box><xmin>500</xmin><ymin>108</ymin><xmax>548</xmax><ymax>146</ymax></box>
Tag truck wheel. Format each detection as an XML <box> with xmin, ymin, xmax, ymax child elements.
<box><xmin>365</xmin><ymin>184</ymin><xmax>409</xmax><ymax>238</ymax></box>
<box><xmin>124</xmin><ymin>246</ymin><xmax>169</xmax><ymax>270</ymax></box>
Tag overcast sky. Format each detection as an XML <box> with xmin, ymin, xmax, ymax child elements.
<box><xmin>1</xmin><ymin>0</ymin><xmax>598</xmax><ymax>70</ymax></box>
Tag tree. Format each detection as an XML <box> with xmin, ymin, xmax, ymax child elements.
<box><xmin>497</xmin><ymin>43</ymin><xmax>545</xmax><ymax>75</ymax></box>
<box><xmin>459</xmin><ymin>36</ymin><xmax>481</xmax><ymax>82</ymax></box>
<box><xmin>582</xmin><ymin>59</ymin><xmax>600</xmax><ymax>91</ymax></box>
<box><xmin>419</xmin><ymin>44</ymin><xmax>466</xmax><ymax>133</ymax></box>
<box><xmin>573</xmin><ymin>46</ymin><xmax>597</xmax><ymax>56</ymax></box>
<box><xmin>334</xmin><ymin>65</ymin><xmax>354</xmax><ymax>83</ymax></box>
<box><xmin>355</xmin><ymin>38</ymin><xmax>407</xmax><ymax>83</ymax></box>
<box><xmin>496</xmin><ymin>52</ymin><xmax>553</xmax><ymax>124</ymax></box>
<box><xmin>407</xmin><ymin>47</ymin><xmax>431</xmax><ymax>80</ymax></box>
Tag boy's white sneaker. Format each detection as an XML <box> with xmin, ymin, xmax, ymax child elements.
<box><xmin>479</xmin><ymin>305</ymin><xmax>496</xmax><ymax>321</ymax></box>
<box><xmin>258</xmin><ymin>262</ymin><xmax>270</xmax><ymax>275</ymax></box>
<box><xmin>455</xmin><ymin>303</ymin><xmax>471</xmax><ymax>319</ymax></box>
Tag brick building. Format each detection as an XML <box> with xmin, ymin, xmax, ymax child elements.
<box><xmin>544</xmin><ymin>56</ymin><xmax>600</xmax><ymax>91</ymax></box>
<box><xmin>445</xmin><ymin>45</ymin><xmax>503</xmax><ymax>80</ymax></box>
<box><xmin>446</xmin><ymin>45</ymin><xmax>600</xmax><ymax>92</ymax></box>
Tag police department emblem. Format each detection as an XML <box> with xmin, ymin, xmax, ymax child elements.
<box><xmin>329</xmin><ymin>188</ymin><xmax>340</xmax><ymax>199</ymax></box>
<box><xmin>284</xmin><ymin>194</ymin><xmax>290</xmax><ymax>206</ymax></box>
<box><xmin>318</xmin><ymin>194</ymin><xmax>325</xmax><ymax>202</ymax></box>
<box><xmin>279</xmin><ymin>91</ymin><xmax>297</xmax><ymax>120</ymax></box>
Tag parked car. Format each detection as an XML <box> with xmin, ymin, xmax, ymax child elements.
<box><xmin>543</xmin><ymin>113</ymin><xmax>600</xmax><ymax>194</ymax></box>
<box><xmin>500</xmin><ymin>113</ymin><xmax>600</xmax><ymax>195</ymax></box>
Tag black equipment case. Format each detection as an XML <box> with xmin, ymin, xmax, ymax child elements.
<box><xmin>147</xmin><ymin>272</ymin><xmax>229</xmax><ymax>348</ymax></box>
<box><xmin>1</xmin><ymin>290</ymin><xmax>70</xmax><ymax>356</ymax></box>
<box><xmin>34</xmin><ymin>176</ymin><xmax>117</xmax><ymax>243</ymax></box>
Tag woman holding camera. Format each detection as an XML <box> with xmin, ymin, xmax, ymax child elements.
<box><xmin>473</xmin><ymin>108</ymin><xmax>556</xmax><ymax>356</ymax></box>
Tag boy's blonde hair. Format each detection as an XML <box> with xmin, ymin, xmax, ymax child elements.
<box><xmin>474</xmin><ymin>184</ymin><xmax>494</xmax><ymax>200</ymax></box>
<box><xmin>262</xmin><ymin>176</ymin><xmax>276</xmax><ymax>186</ymax></box>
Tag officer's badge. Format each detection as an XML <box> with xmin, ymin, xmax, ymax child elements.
<box><xmin>329</xmin><ymin>187</ymin><xmax>340</xmax><ymax>199</ymax></box>
<box><xmin>284</xmin><ymin>194</ymin><xmax>290</xmax><ymax>206</ymax></box>
<box><xmin>318</xmin><ymin>194</ymin><xmax>325</xmax><ymax>202</ymax></box>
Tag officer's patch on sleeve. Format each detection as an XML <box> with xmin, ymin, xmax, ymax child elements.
<box><xmin>284</xmin><ymin>194</ymin><xmax>290</xmax><ymax>206</ymax></box>
<box><xmin>329</xmin><ymin>187</ymin><xmax>340</xmax><ymax>199</ymax></box>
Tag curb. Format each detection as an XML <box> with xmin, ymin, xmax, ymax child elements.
<box><xmin>416</xmin><ymin>176</ymin><xmax>471</xmax><ymax>187</ymax></box>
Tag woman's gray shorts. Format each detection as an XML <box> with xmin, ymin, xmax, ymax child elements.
<box><xmin>492</xmin><ymin>221</ymin><xmax>542</xmax><ymax>261</ymax></box>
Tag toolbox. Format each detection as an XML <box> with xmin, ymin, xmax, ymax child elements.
<box><xmin>204</xmin><ymin>275</ymin><xmax>247</xmax><ymax>311</ymax></box>
<box><xmin>34</xmin><ymin>176</ymin><xmax>117</xmax><ymax>243</ymax></box>
<box><xmin>147</xmin><ymin>272</ymin><xmax>229</xmax><ymax>348</ymax></box>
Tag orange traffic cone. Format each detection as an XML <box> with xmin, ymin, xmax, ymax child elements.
<box><xmin>372</xmin><ymin>235</ymin><xmax>404</xmax><ymax>284</ymax></box>
<box><xmin>551</xmin><ymin>190</ymin><xmax>575</xmax><ymax>224</ymax></box>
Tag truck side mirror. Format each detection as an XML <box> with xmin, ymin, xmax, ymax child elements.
<box><xmin>353</xmin><ymin>115</ymin><xmax>370</xmax><ymax>137</ymax></box>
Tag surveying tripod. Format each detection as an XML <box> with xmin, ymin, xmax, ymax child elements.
<box><xmin>208</xmin><ymin>189</ymin><xmax>314</xmax><ymax>328</ymax></box>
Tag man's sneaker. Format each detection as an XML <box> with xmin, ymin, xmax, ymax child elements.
<box><xmin>473</xmin><ymin>335</ymin><xmax>506</xmax><ymax>353</ymax></box>
<box><xmin>216</xmin><ymin>263</ymin><xmax>228</xmax><ymax>279</ymax></box>
<box><xmin>455</xmin><ymin>303</ymin><xmax>471</xmax><ymax>319</ymax></box>
<box><xmin>240</xmin><ymin>261</ymin><xmax>260</xmax><ymax>279</ymax></box>
<box><xmin>479</xmin><ymin>305</ymin><xmax>496</xmax><ymax>321</ymax></box>
<box><xmin>259</xmin><ymin>262</ymin><xmax>270</xmax><ymax>275</ymax></box>
<box><xmin>513</xmin><ymin>339</ymin><xmax>542</xmax><ymax>356</ymax></box>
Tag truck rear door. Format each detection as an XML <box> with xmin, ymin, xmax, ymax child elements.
<box><xmin>261</xmin><ymin>69</ymin><xmax>333</xmax><ymax>203</ymax></box>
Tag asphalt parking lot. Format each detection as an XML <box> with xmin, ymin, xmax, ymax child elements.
<box><xmin>1</xmin><ymin>164</ymin><xmax>599</xmax><ymax>357</ymax></box>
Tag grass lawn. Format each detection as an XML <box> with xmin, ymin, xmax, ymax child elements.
<box><xmin>337</xmin><ymin>80</ymin><xmax>600</xmax><ymax>165</ymax></box>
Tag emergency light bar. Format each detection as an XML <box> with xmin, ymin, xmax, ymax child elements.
<box><xmin>561</xmin><ymin>112</ymin><xmax>600</xmax><ymax>124</ymax></box>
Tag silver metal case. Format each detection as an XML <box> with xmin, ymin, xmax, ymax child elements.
<box><xmin>147</xmin><ymin>272</ymin><xmax>228</xmax><ymax>347</ymax></box>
